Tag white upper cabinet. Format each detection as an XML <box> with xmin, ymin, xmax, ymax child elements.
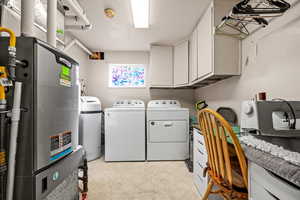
<box><xmin>189</xmin><ymin>29</ymin><xmax>198</xmax><ymax>83</ymax></box>
<box><xmin>149</xmin><ymin>0</ymin><xmax>241</xmax><ymax>88</ymax></box>
<box><xmin>193</xmin><ymin>0</ymin><xmax>241</xmax><ymax>87</ymax></box>
<box><xmin>174</xmin><ymin>41</ymin><xmax>189</xmax><ymax>86</ymax></box>
<box><xmin>197</xmin><ymin>3</ymin><xmax>213</xmax><ymax>79</ymax></box>
<box><xmin>149</xmin><ymin>45</ymin><xmax>173</xmax><ymax>87</ymax></box>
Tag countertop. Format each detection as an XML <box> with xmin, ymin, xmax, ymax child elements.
<box><xmin>242</xmin><ymin>144</ymin><xmax>300</xmax><ymax>188</ymax></box>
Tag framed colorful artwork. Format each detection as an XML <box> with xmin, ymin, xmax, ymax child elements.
<box><xmin>109</xmin><ymin>64</ymin><xmax>146</xmax><ymax>88</ymax></box>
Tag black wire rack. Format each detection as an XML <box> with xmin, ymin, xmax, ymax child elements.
<box><xmin>216</xmin><ymin>0</ymin><xmax>291</xmax><ymax>39</ymax></box>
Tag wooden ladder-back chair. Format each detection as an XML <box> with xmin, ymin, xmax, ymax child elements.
<box><xmin>198</xmin><ymin>108</ymin><xmax>248</xmax><ymax>200</ymax></box>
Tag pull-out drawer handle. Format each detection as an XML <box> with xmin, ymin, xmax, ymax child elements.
<box><xmin>197</xmin><ymin>161</ymin><xmax>204</xmax><ymax>168</ymax></box>
<box><xmin>198</xmin><ymin>140</ymin><xmax>204</xmax><ymax>145</ymax></box>
<box><xmin>197</xmin><ymin>149</ymin><xmax>204</xmax><ymax>155</ymax></box>
<box><xmin>197</xmin><ymin>174</ymin><xmax>204</xmax><ymax>182</ymax></box>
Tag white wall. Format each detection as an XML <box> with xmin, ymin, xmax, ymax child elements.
<box><xmin>86</xmin><ymin>51</ymin><xmax>195</xmax><ymax>111</ymax></box>
<box><xmin>65</xmin><ymin>44</ymin><xmax>89</xmax><ymax>79</ymax></box>
<box><xmin>195</xmin><ymin>2</ymin><xmax>300</xmax><ymax>122</ymax></box>
<box><xmin>64</xmin><ymin>35</ymin><xmax>90</xmax><ymax>81</ymax></box>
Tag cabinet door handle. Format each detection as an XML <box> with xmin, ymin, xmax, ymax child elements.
<box><xmin>265</xmin><ymin>188</ymin><xmax>280</xmax><ymax>200</ymax></box>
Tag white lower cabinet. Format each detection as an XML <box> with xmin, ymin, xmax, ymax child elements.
<box><xmin>249</xmin><ymin>162</ymin><xmax>300</xmax><ymax>200</ymax></box>
<box><xmin>193</xmin><ymin>128</ymin><xmax>208</xmax><ymax>197</ymax></box>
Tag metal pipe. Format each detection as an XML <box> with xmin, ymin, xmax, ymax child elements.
<box><xmin>64</xmin><ymin>39</ymin><xmax>93</xmax><ymax>56</ymax></box>
<box><xmin>6</xmin><ymin>82</ymin><xmax>22</xmax><ymax>200</ymax></box>
<box><xmin>47</xmin><ymin>0</ymin><xmax>57</xmax><ymax>47</ymax></box>
<box><xmin>21</xmin><ymin>0</ymin><xmax>34</xmax><ymax>36</ymax></box>
<box><xmin>65</xmin><ymin>24</ymin><xmax>92</xmax><ymax>31</ymax></box>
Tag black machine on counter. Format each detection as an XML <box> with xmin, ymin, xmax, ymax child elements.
<box><xmin>0</xmin><ymin>27</ymin><xmax>87</xmax><ymax>200</ymax></box>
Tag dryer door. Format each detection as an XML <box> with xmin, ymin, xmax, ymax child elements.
<box><xmin>149</xmin><ymin>120</ymin><xmax>188</xmax><ymax>143</ymax></box>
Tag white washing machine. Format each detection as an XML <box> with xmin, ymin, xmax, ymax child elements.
<box><xmin>105</xmin><ymin>100</ymin><xmax>145</xmax><ymax>161</ymax></box>
<box><xmin>147</xmin><ymin>100</ymin><xmax>189</xmax><ymax>160</ymax></box>
<box><xmin>80</xmin><ymin>96</ymin><xmax>102</xmax><ymax>161</ymax></box>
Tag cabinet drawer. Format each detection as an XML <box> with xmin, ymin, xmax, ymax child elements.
<box><xmin>249</xmin><ymin>162</ymin><xmax>300</xmax><ymax>200</ymax></box>
<box><xmin>195</xmin><ymin>137</ymin><xmax>206</xmax><ymax>153</ymax></box>
<box><xmin>194</xmin><ymin>147</ymin><xmax>208</xmax><ymax>164</ymax></box>
<box><xmin>194</xmin><ymin>171</ymin><xmax>208</xmax><ymax>196</ymax></box>
<box><xmin>193</xmin><ymin>129</ymin><xmax>207</xmax><ymax>155</ymax></box>
<box><xmin>196</xmin><ymin>129</ymin><xmax>205</xmax><ymax>146</ymax></box>
<box><xmin>194</xmin><ymin>160</ymin><xmax>207</xmax><ymax>180</ymax></box>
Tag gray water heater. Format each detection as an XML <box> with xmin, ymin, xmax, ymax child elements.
<box><xmin>0</xmin><ymin>37</ymin><xmax>83</xmax><ymax>200</ymax></box>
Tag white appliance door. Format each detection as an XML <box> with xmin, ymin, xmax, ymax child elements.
<box><xmin>81</xmin><ymin>113</ymin><xmax>102</xmax><ymax>161</ymax></box>
<box><xmin>149</xmin><ymin>120</ymin><xmax>188</xmax><ymax>143</ymax></box>
<box><xmin>105</xmin><ymin>110</ymin><xmax>145</xmax><ymax>161</ymax></box>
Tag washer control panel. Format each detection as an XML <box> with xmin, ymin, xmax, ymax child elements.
<box><xmin>113</xmin><ymin>100</ymin><xmax>145</xmax><ymax>108</ymax></box>
<box><xmin>147</xmin><ymin>100</ymin><xmax>181</xmax><ymax>108</ymax></box>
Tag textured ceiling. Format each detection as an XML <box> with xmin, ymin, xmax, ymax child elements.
<box><xmin>69</xmin><ymin>0</ymin><xmax>211</xmax><ymax>51</ymax></box>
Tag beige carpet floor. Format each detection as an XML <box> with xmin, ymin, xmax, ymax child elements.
<box><xmin>87</xmin><ymin>158</ymin><xmax>200</xmax><ymax>200</ymax></box>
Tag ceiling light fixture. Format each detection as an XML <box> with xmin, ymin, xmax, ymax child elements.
<box><xmin>130</xmin><ymin>0</ymin><xmax>149</xmax><ymax>28</ymax></box>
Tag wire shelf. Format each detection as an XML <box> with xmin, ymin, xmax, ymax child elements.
<box><xmin>216</xmin><ymin>0</ymin><xmax>291</xmax><ymax>39</ymax></box>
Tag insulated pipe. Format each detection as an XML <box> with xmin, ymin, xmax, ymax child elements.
<box><xmin>65</xmin><ymin>24</ymin><xmax>92</xmax><ymax>31</ymax></box>
<box><xmin>6</xmin><ymin>82</ymin><xmax>22</xmax><ymax>200</ymax></box>
<box><xmin>64</xmin><ymin>39</ymin><xmax>93</xmax><ymax>56</ymax></box>
<box><xmin>63</xmin><ymin>0</ymin><xmax>91</xmax><ymax>27</ymax></box>
<box><xmin>47</xmin><ymin>0</ymin><xmax>57</xmax><ymax>47</ymax></box>
<box><xmin>21</xmin><ymin>0</ymin><xmax>34</xmax><ymax>36</ymax></box>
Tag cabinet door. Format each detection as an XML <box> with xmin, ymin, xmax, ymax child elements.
<box><xmin>149</xmin><ymin>46</ymin><xmax>173</xmax><ymax>87</ymax></box>
<box><xmin>174</xmin><ymin>41</ymin><xmax>189</xmax><ymax>86</ymax></box>
<box><xmin>197</xmin><ymin>3</ymin><xmax>213</xmax><ymax>79</ymax></box>
<box><xmin>189</xmin><ymin>29</ymin><xmax>198</xmax><ymax>83</ymax></box>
